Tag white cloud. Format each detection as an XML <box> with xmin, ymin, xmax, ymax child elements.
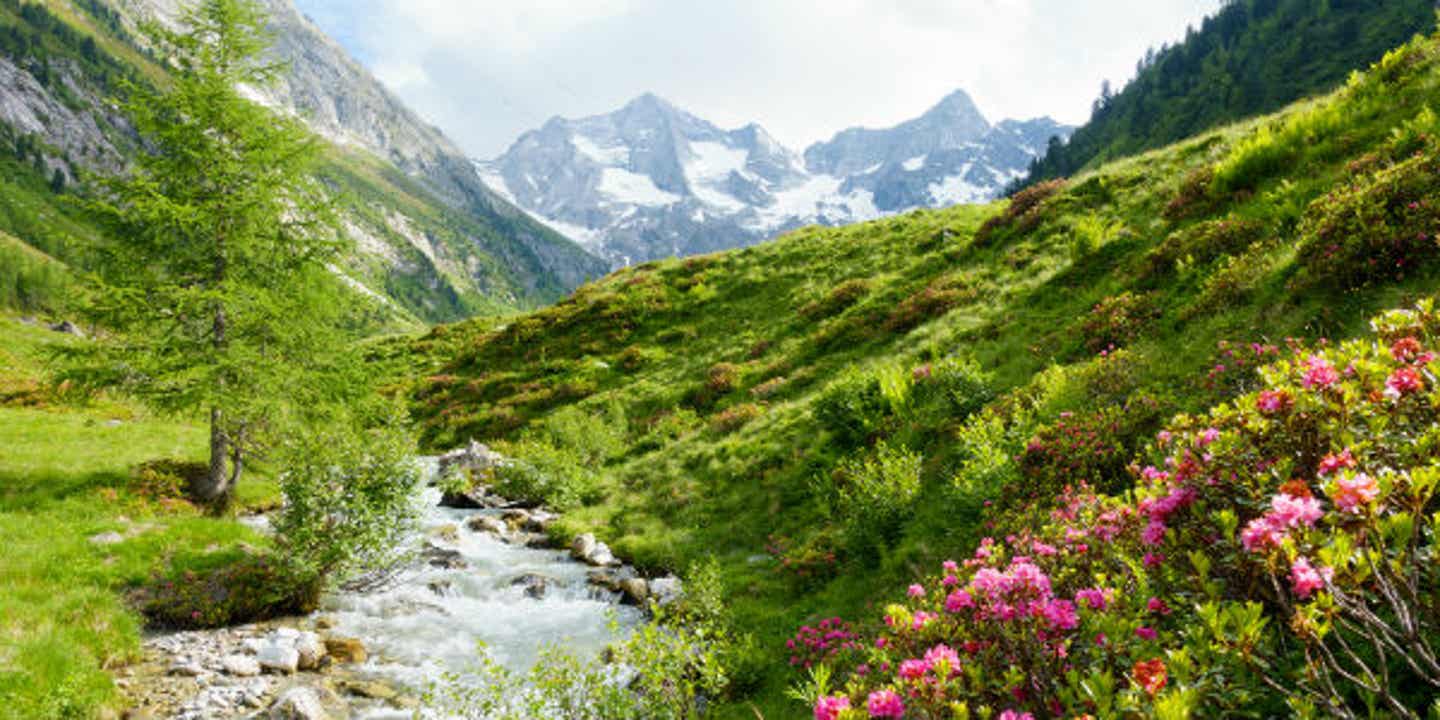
<box><xmin>295</xmin><ymin>0</ymin><xmax>1222</xmax><ymax>157</ymax></box>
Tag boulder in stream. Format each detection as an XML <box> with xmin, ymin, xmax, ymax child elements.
<box><xmin>466</xmin><ymin>515</ymin><xmax>508</xmax><ymax>536</ymax></box>
<box><xmin>323</xmin><ymin>637</ymin><xmax>366</xmax><ymax>664</ymax></box>
<box><xmin>266</xmin><ymin>686</ymin><xmax>327</xmax><ymax>720</ymax></box>
<box><xmin>421</xmin><ymin>543</ymin><xmax>467</xmax><ymax>570</ymax></box>
<box><xmin>510</xmin><ymin>572</ymin><xmax>553</xmax><ymax>599</ymax></box>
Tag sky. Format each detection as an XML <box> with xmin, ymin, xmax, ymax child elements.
<box><xmin>292</xmin><ymin>0</ymin><xmax>1223</xmax><ymax>159</ymax></box>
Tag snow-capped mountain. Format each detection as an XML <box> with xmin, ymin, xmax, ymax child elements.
<box><xmin>479</xmin><ymin>90</ymin><xmax>1072</xmax><ymax>267</ymax></box>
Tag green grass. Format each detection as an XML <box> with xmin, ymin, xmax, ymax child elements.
<box><xmin>0</xmin><ymin>316</ymin><xmax>275</xmax><ymax>719</ymax></box>
<box><xmin>394</xmin><ymin>32</ymin><xmax>1440</xmax><ymax>717</ymax></box>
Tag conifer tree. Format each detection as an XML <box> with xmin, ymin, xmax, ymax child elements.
<box><xmin>63</xmin><ymin>0</ymin><xmax>350</xmax><ymax>508</ymax></box>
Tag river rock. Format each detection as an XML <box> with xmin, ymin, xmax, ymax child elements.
<box><xmin>294</xmin><ymin>632</ymin><xmax>326</xmax><ymax>671</ymax></box>
<box><xmin>340</xmin><ymin>678</ymin><xmax>398</xmax><ymax>701</ymax></box>
<box><xmin>222</xmin><ymin>654</ymin><xmax>261</xmax><ymax>677</ymax></box>
<box><xmin>427</xmin><ymin>579</ymin><xmax>454</xmax><ymax>596</ymax></box>
<box><xmin>437</xmin><ymin>440</ymin><xmax>506</xmax><ymax>477</ymax></box>
<box><xmin>323</xmin><ymin>636</ymin><xmax>366</xmax><ymax>664</ymax></box>
<box><xmin>500</xmin><ymin>508</ymin><xmax>531</xmax><ymax>529</ymax></box>
<box><xmin>570</xmin><ymin>533</ymin><xmax>597</xmax><ymax>560</ymax></box>
<box><xmin>421</xmin><ymin>543</ymin><xmax>467</xmax><ymax>569</ymax></box>
<box><xmin>439</xmin><ymin>488</ymin><xmax>487</xmax><ymax>509</ymax></box>
<box><xmin>466</xmin><ymin>515</ymin><xmax>508</xmax><ymax>535</ymax></box>
<box><xmin>618</xmin><ymin>578</ymin><xmax>649</xmax><ymax>605</ymax></box>
<box><xmin>432</xmin><ymin>523</ymin><xmax>460</xmax><ymax>542</ymax></box>
<box><xmin>167</xmin><ymin>660</ymin><xmax>204</xmax><ymax>677</ymax></box>
<box><xmin>510</xmin><ymin>573</ymin><xmax>551</xmax><ymax>599</ymax></box>
<box><xmin>524</xmin><ymin>510</ymin><xmax>558</xmax><ymax>532</ymax></box>
<box><xmin>256</xmin><ymin>644</ymin><xmax>299</xmax><ymax>674</ymax></box>
<box><xmin>266</xmin><ymin>687</ymin><xmax>327</xmax><ymax>720</ymax></box>
<box><xmin>649</xmin><ymin>576</ymin><xmax>684</xmax><ymax>606</ymax></box>
<box><xmin>587</xmin><ymin>542</ymin><xmax>618</xmax><ymax>567</ymax></box>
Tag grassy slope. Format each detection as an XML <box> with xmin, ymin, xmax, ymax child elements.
<box><xmin>400</xmin><ymin>33</ymin><xmax>1440</xmax><ymax>716</ymax></box>
<box><xmin>0</xmin><ymin>316</ymin><xmax>277</xmax><ymax>718</ymax></box>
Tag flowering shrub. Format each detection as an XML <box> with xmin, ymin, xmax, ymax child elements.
<box><xmin>1298</xmin><ymin>144</ymin><xmax>1440</xmax><ymax>287</ymax></box>
<box><xmin>1017</xmin><ymin>393</ymin><xmax>1168</xmax><ymax>498</ymax></box>
<box><xmin>766</xmin><ymin>533</ymin><xmax>840</xmax><ymax>590</ymax></box>
<box><xmin>1077</xmin><ymin>292</ymin><xmax>1157</xmax><ymax>354</ymax></box>
<box><xmin>975</xmin><ymin>179</ymin><xmax>1067</xmax><ymax>247</ymax></box>
<box><xmin>793</xmin><ymin>300</ymin><xmax>1440</xmax><ymax>718</ymax></box>
<box><xmin>801</xmin><ymin>279</ymin><xmax>873</xmax><ymax>320</ymax></box>
<box><xmin>137</xmin><ymin>552</ymin><xmax>314</xmax><ymax>629</ymax></box>
<box><xmin>709</xmin><ymin>402</ymin><xmax>764</xmax><ymax>434</ymax></box>
<box><xmin>1144</xmin><ymin>216</ymin><xmax>1265</xmax><ymax>279</ymax></box>
<box><xmin>1198</xmin><ymin>339</ymin><xmax>1283</xmax><ymax>400</ymax></box>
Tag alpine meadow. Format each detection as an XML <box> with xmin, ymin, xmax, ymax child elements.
<box><xmin>1</xmin><ymin>1</ymin><xmax>1439</xmax><ymax>719</ymax></box>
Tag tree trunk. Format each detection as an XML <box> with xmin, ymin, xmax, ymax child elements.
<box><xmin>196</xmin><ymin>406</ymin><xmax>232</xmax><ymax>511</ymax></box>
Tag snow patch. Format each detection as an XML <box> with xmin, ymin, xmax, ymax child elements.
<box><xmin>902</xmin><ymin>155</ymin><xmax>927</xmax><ymax>172</ymax></box>
<box><xmin>685</xmin><ymin>141</ymin><xmax>749</xmax><ymax>212</ymax></box>
<box><xmin>571</xmin><ymin>133</ymin><xmax>629</xmax><ymax>165</ymax></box>
<box><xmin>598</xmin><ymin>168</ymin><xmax>682</xmax><ymax>206</ymax></box>
<box><xmin>927</xmin><ymin>164</ymin><xmax>992</xmax><ymax>206</ymax></box>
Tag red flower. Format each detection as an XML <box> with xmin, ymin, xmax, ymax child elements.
<box><xmin>1133</xmin><ymin>658</ymin><xmax>1167</xmax><ymax>696</ymax></box>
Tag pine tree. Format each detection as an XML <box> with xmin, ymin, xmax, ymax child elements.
<box><xmin>62</xmin><ymin>0</ymin><xmax>351</xmax><ymax>509</ymax></box>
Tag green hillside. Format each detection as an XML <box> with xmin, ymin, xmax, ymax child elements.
<box><xmin>0</xmin><ymin>0</ymin><xmax>601</xmax><ymax>324</ymax></box>
<box><xmin>1020</xmin><ymin>0</ymin><xmax>1435</xmax><ymax>189</ymax></box>
<box><xmin>400</xmin><ymin>31</ymin><xmax>1440</xmax><ymax>716</ymax></box>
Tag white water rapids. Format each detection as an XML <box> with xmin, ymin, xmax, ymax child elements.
<box><xmin>314</xmin><ymin>463</ymin><xmax>644</xmax><ymax>717</ymax></box>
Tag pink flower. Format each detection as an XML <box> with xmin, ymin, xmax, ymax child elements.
<box><xmin>1331</xmin><ymin>473</ymin><xmax>1379</xmax><ymax>513</ymax></box>
<box><xmin>1385</xmin><ymin>367</ymin><xmax>1424</xmax><ymax>398</ymax></box>
<box><xmin>1270</xmin><ymin>493</ymin><xmax>1324</xmax><ymax>528</ymax></box>
<box><xmin>1241</xmin><ymin>516</ymin><xmax>1285</xmax><ymax>552</ymax></box>
<box><xmin>942</xmin><ymin>574</ymin><xmax>959</xmax><ymax>587</ymax></box>
<box><xmin>942</xmin><ymin>560</ymin><xmax>959</xmax><ymax>573</ymax></box>
<box><xmin>1075</xmin><ymin>588</ymin><xmax>1107</xmax><ymax>610</ymax></box>
<box><xmin>1147</xmin><ymin>597</ymin><xmax>1171</xmax><ymax>615</ymax></box>
<box><xmin>1141</xmin><ymin>520</ymin><xmax>1167</xmax><ymax>546</ymax></box>
<box><xmin>1302</xmin><ymin>355</ymin><xmax>1339</xmax><ymax>389</ymax></box>
<box><xmin>1143</xmin><ymin>552</ymin><xmax>1165</xmax><ymax>567</ymax></box>
<box><xmin>898</xmin><ymin>658</ymin><xmax>930</xmax><ymax>681</ymax></box>
<box><xmin>1318</xmin><ymin>450</ymin><xmax>1356</xmax><ymax>476</ymax></box>
<box><xmin>1042</xmin><ymin>599</ymin><xmax>1078</xmax><ymax>631</ymax></box>
<box><xmin>814</xmin><ymin>695</ymin><xmax>851</xmax><ymax>720</ymax></box>
<box><xmin>923</xmin><ymin>644</ymin><xmax>961</xmax><ymax>678</ymax></box>
<box><xmin>1136</xmin><ymin>626</ymin><xmax>1157</xmax><ymax>641</ymax></box>
<box><xmin>907</xmin><ymin>584</ymin><xmax>926</xmax><ymax>598</ymax></box>
<box><xmin>911</xmin><ymin>611</ymin><xmax>937</xmax><ymax>631</ymax></box>
<box><xmin>1256</xmin><ymin>390</ymin><xmax>1290</xmax><ymax>414</ymax></box>
<box><xmin>866</xmin><ymin>689</ymin><xmax>905</xmax><ymax>718</ymax></box>
<box><xmin>1198</xmin><ymin>427</ymin><xmax>1221</xmax><ymax>446</ymax></box>
<box><xmin>1391</xmin><ymin>337</ymin><xmax>1423</xmax><ymax>362</ymax></box>
<box><xmin>997</xmin><ymin>711</ymin><xmax>1035</xmax><ymax>720</ymax></box>
<box><xmin>944</xmin><ymin>589</ymin><xmax>974</xmax><ymax>613</ymax></box>
<box><xmin>1290</xmin><ymin>557</ymin><xmax>1332</xmax><ymax>599</ymax></box>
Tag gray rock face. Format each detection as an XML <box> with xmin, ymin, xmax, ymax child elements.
<box><xmin>484</xmin><ymin>90</ymin><xmax>1073</xmax><ymax>268</ymax></box>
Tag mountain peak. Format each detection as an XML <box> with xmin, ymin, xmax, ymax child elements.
<box><xmin>621</xmin><ymin>92</ymin><xmax>677</xmax><ymax>115</ymax></box>
<box><xmin>926</xmin><ymin>89</ymin><xmax>982</xmax><ymax>119</ymax></box>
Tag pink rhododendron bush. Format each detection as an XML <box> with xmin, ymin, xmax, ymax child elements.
<box><xmin>794</xmin><ymin>300</ymin><xmax>1440</xmax><ymax>719</ymax></box>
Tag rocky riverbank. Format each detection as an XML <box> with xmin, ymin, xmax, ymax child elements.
<box><xmin>119</xmin><ymin>617</ymin><xmax>397</xmax><ymax>719</ymax></box>
<box><xmin>122</xmin><ymin>443</ymin><xmax>679</xmax><ymax>719</ymax></box>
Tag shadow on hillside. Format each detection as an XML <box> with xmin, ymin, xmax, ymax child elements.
<box><xmin>0</xmin><ymin>467</ymin><xmax>129</xmax><ymax>512</ymax></box>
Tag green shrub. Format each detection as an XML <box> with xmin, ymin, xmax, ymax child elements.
<box><xmin>884</xmin><ymin>281</ymin><xmax>965</xmax><ymax>333</ymax></box>
<box><xmin>975</xmin><ymin>178</ymin><xmax>1066</xmax><ymax>246</ymax></box>
<box><xmin>908</xmin><ymin>356</ymin><xmax>993</xmax><ymax>425</ymax></box>
<box><xmin>705</xmin><ymin>362</ymin><xmax>741</xmax><ymax>394</ymax></box>
<box><xmin>532</xmin><ymin>404</ymin><xmax>627</xmax><ymax>466</ymax></box>
<box><xmin>0</xmin><ymin>239</ymin><xmax>73</xmax><ymax>314</ymax></box>
<box><xmin>130</xmin><ymin>459</ymin><xmax>206</xmax><ymax>504</ymax></box>
<box><xmin>798</xmin><ymin>279</ymin><xmax>871</xmax><ymax>319</ymax></box>
<box><xmin>827</xmin><ymin>442</ymin><xmax>923</xmax><ymax>558</ymax></box>
<box><xmin>136</xmin><ymin>551</ymin><xmax>315</xmax><ymax>629</ymax></box>
<box><xmin>491</xmin><ymin>439</ymin><xmax>599</xmax><ymax>511</ymax></box>
<box><xmin>709</xmin><ymin>402</ymin><xmax>764</xmax><ymax>435</ymax></box>
<box><xmin>272</xmin><ymin>417</ymin><xmax>423</xmax><ymax>589</ymax></box>
<box><xmin>813</xmin><ymin>366</ymin><xmax>890</xmax><ymax>448</ymax></box>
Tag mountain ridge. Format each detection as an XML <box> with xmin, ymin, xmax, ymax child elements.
<box><xmin>481</xmin><ymin>89</ymin><xmax>1072</xmax><ymax>267</ymax></box>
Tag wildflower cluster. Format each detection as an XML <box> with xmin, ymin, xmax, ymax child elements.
<box><xmin>797</xmin><ymin>298</ymin><xmax>1440</xmax><ymax>718</ymax></box>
